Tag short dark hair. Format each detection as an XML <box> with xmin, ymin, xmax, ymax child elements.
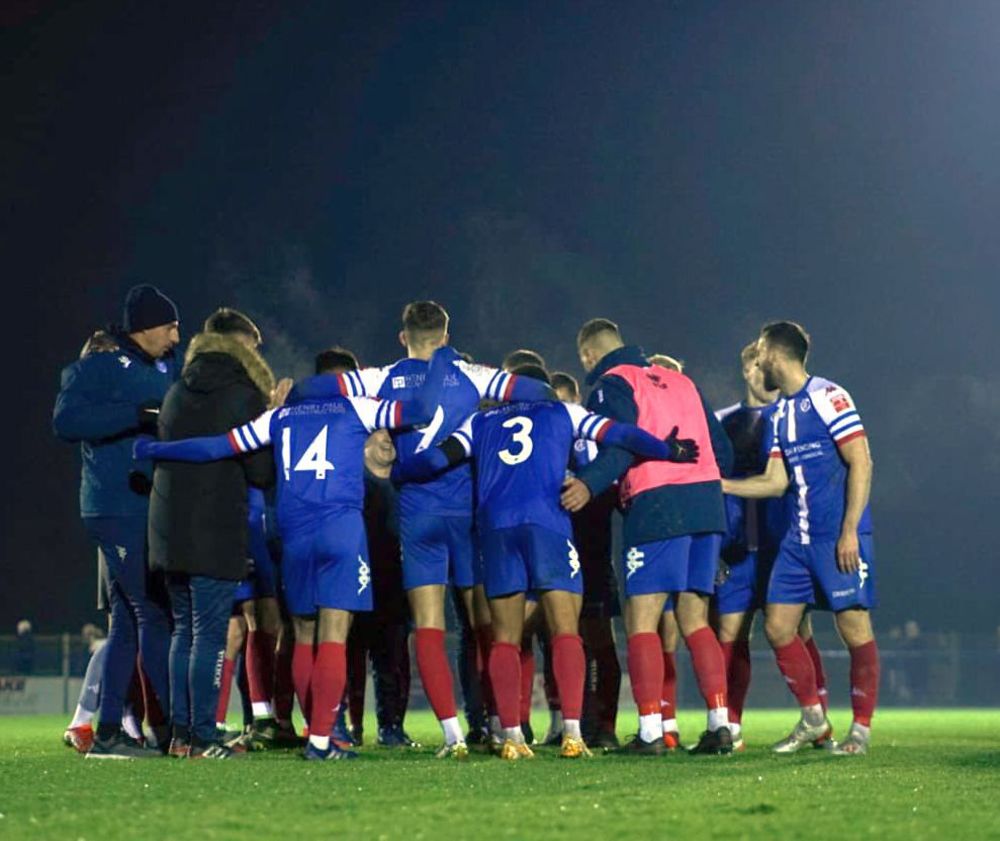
<box><xmin>577</xmin><ymin>318</ymin><xmax>620</xmax><ymax>347</ymax></box>
<box><xmin>402</xmin><ymin>301</ymin><xmax>449</xmax><ymax>340</ymax></box>
<box><xmin>760</xmin><ymin>320</ymin><xmax>810</xmax><ymax>363</ymax></box>
<box><xmin>550</xmin><ymin>371</ymin><xmax>579</xmax><ymax>397</ymax></box>
<box><xmin>203</xmin><ymin>307</ymin><xmax>261</xmax><ymax>345</ymax></box>
<box><xmin>315</xmin><ymin>346</ymin><xmax>359</xmax><ymax>375</ymax></box>
<box><xmin>502</xmin><ymin>348</ymin><xmax>546</xmax><ymax>371</ymax></box>
<box><xmin>509</xmin><ymin>363</ymin><xmax>551</xmax><ymax>385</ymax></box>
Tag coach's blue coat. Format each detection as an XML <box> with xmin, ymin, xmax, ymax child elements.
<box><xmin>53</xmin><ymin>335</ymin><xmax>177</xmax><ymax>519</ymax></box>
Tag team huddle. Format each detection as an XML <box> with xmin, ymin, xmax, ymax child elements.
<box><xmin>55</xmin><ymin>290</ymin><xmax>879</xmax><ymax>761</ymax></box>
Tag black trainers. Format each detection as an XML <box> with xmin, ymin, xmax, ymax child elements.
<box><xmin>188</xmin><ymin>741</ymin><xmax>245</xmax><ymax>759</ymax></box>
<box><xmin>688</xmin><ymin>727</ymin><xmax>734</xmax><ymax>755</ymax></box>
<box><xmin>588</xmin><ymin>730</ymin><xmax>621</xmax><ymax>752</ymax></box>
<box><xmin>87</xmin><ymin>730</ymin><xmax>161</xmax><ymax>760</ymax></box>
<box><xmin>620</xmin><ymin>734</ymin><xmax>665</xmax><ymax>755</ymax></box>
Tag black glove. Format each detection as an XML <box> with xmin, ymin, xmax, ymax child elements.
<box><xmin>664</xmin><ymin>426</ymin><xmax>700</xmax><ymax>463</ymax></box>
<box><xmin>136</xmin><ymin>400</ymin><xmax>161</xmax><ymax>434</ymax></box>
<box><xmin>128</xmin><ymin>470</ymin><xmax>153</xmax><ymax>496</ymax></box>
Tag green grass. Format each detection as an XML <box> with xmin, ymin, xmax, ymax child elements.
<box><xmin>1</xmin><ymin>710</ymin><xmax>998</xmax><ymax>840</ymax></box>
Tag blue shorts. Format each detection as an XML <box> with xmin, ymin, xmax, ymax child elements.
<box><xmin>623</xmin><ymin>533</ymin><xmax>722</xmax><ymax>598</ymax></box>
<box><xmin>400</xmin><ymin>513</ymin><xmax>476</xmax><ymax>591</ymax></box>
<box><xmin>480</xmin><ymin>524</ymin><xmax>584</xmax><ymax>600</ymax></box>
<box><xmin>281</xmin><ymin>512</ymin><xmax>373</xmax><ymax>616</ymax></box>
<box><xmin>233</xmin><ymin>527</ymin><xmax>279</xmax><ymax>603</ymax></box>
<box><xmin>713</xmin><ymin>546</ymin><xmax>776</xmax><ymax>615</ymax></box>
<box><xmin>767</xmin><ymin>534</ymin><xmax>877</xmax><ymax>612</ymax></box>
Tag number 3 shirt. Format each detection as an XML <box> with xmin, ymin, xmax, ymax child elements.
<box><xmin>231</xmin><ymin>395</ymin><xmax>403</xmax><ymax>533</ymax></box>
<box><xmin>453</xmin><ymin>401</ymin><xmax>612</xmax><ymax>537</ymax></box>
<box><xmin>336</xmin><ymin>358</ymin><xmax>541</xmax><ymax>520</ymax></box>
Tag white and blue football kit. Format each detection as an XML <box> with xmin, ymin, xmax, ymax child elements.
<box><xmin>228</xmin><ymin>396</ymin><xmax>407</xmax><ymax>615</ymax></box>
<box><xmin>765</xmin><ymin>377</ymin><xmax>877</xmax><ymax>611</ymax></box>
<box><xmin>338</xmin><ymin>358</ymin><xmax>540</xmax><ymax>591</ymax></box>
<box><xmin>233</xmin><ymin>487</ymin><xmax>278</xmax><ymax>604</ymax></box>
<box><xmin>451</xmin><ymin>401</ymin><xmax>615</xmax><ymax>598</ymax></box>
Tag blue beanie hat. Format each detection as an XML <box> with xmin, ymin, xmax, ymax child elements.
<box><xmin>123</xmin><ymin>285</ymin><xmax>179</xmax><ymax>333</ymax></box>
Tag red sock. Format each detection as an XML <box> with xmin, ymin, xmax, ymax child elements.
<box><xmin>519</xmin><ymin>644</ymin><xmax>535</xmax><ymax>723</ymax></box>
<box><xmin>489</xmin><ymin>641</ymin><xmax>521</xmax><ymax>728</ymax></box>
<box><xmin>415</xmin><ymin>628</ymin><xmax>457</xmax><ymax>721</ymax></box>
<box><xmin>722</xmin><ymin>640</ymin><xmax>752</xmax><ymax>724</ymax></box>
<box><xmin>292</xmin><ymin>642</ymin><xmax>315</xmax><ymax>725</ymax></box>
<box><xmin>308</xmin><ymin>642</ymin><xmax>347</xmax><ymax>739</ymax></box>
<box><xmin>849</xmin><ymin>640</ymin><xmax>879</xmax><ymax>727</ymax></box>
<box><xmin>685</xmin><ymin>627</ymin><xmax>728</xmax><ymax>710</ymax></box>
<box><xmin>773</xmin><ymin>638</ymin><xmax>821</xmax><ymax>708</ymax></box>
<box><xmin>660</xmin><ymin>651</ymin><xmax>677</xmax><ymax>720</ymax></box>
<box><xmin>474</xmin><ymin>626</ymin><xmax>496</xmax><ymax>715</ymax></box>
<box><xmin>216</xmin><ymin>656</ymin><xmax>236</xmax><ymax>724</ymax></box>
<box><xmin>551</xmin><ymin>634</ymin><xmax>585</xmax><ymax>722</ymax></box>
<box><xmin>596</xmin><ymin>643</ymin><xmax>621</xmax><ymax>732</ymax></box>
<box><xmin>626</xmin><ymin>633</ymin><xmax>663</xmax><ymax>716</ymax></box>
<box><xmin>273</xmin><ymin>638</ymin><xmax>295</xmax><ymax>724</ymax></box>
<box><xmin>803</xmin><ymin>636</ymin><xmax>829</xmax><ymax>713</ymax></box>
<box><xmin>246</xmin><ymin>630</ymin><xmax>277</xmax><ymax>710</ymax></box>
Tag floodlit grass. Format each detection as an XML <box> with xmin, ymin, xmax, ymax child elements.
<box><xmin>0</xmin><ymin>710</ymin><xmax>998</xmax><ymax>840</ymax></box>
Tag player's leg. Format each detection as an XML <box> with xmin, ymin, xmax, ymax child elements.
<box><xmin>165</xmin><ymin>574</ymin><xmax>193</xmax><ymax>756</ymax></box>
<box><xmin>403</xmin><ymin>514</ymin><xmax>465</xmax><ymax>751</ymax></box>
<box><xmin>291</xmin><ymin>614</ymin><xmax>316</xmax><ymax>729</ymax></box>
<box><xmin>304</xmin><ymin>606</ymin><xmax>354</xmax><ymax>757</ymax></box>
<box><xmin>579</xmin><ymin>613</ymin><xmax>620</xmax><ymax>749</ymax></box>
<box><xmin>832</xmin><ymin>607</ymin><xmax>879</xmax><ymax>755</ymax></box>
<box><xmin>715</xmin><ymin>609</ymin><xmax>754</xmax><ymax>750</ymax></box>
<box><xmin>488</xmin><ymin>591</ymin><xmax>530</xmax><ymax>758</ymax></box>
<box><xmin>798</xmin><ymin>612</ymin><xmax>829</xmax><ymax>713</ymax></box>
<box><xmin>64</xmin><ymin>640</ymin><xmax>107</xmax><ymax>752</ymax></box>
<box><xmin>304</xmin><ymin>521</ymin><xmax>372</xmax><ymax>761</ymax></box>
<box><xmin>216</xmin><ymin>612</ymin><xmax>246</xmax><ymax>736</ymax></box>
<box><xmin>658</xmin><ymin>605</ymin><xmax>681</xmax><ymax>748</ymax></box>
<box><xmin>519</xmin><ymin>598</ymin><xmax>542</xmax><ymax>744</ymax></box>
<box><xmin>675</xmin><ymin>589</ymin><xmax>732</xmax><ymax>755</ymax></box>
<box><xmin>246</xmin><ymin>596</ymin><xmax>281</xmax><ymax>727</ymax></box>
<box><xmin>539</xmin><ymin>588</ymin><xmax>588</xmax><ymax>757</ymax></box>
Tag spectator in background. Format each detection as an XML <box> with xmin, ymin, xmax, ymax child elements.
<box><xmin>15</xmin><ymin>620</ymin><xmax>34</xmax><ymax>675</ymax></box>
<box><xmin>148</xmin><ymin>308</ymin><xmax>276</xmax><ymax>759</ymax></box>
<box><xmin>53</xmin><ymin>285</ymin><xmax>180</xmax><ymax>758</ymax></box>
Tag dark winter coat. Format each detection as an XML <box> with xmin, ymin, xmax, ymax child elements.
<box><xmin>148</xmin><ymin>332</ymin><xmax>275</xmax><ymax>580</ymax></box>
<box><xmin>53</xmin><ymin>332</ymin><xmax>177</xmax><ymax>519</ymax></box>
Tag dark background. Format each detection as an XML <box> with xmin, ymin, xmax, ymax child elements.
<box><xmin>3</xmin><ymin>1</ymin><xmax>998</xmax><ymax>634</ymax></box>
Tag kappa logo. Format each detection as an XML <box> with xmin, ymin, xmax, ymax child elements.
<box><xmin>625</xmin><ymin>547</ymin><xmax>645</xmax><ymax>579</ymax></box>
<box><xmin>567</xmin><ymin>541</ymin><xmax>580</xmax><ymax>578</ymax></box>
<box><xmin>115</xmin><ymin>545</ymin><xmax>127</xmax><ymax>561</ymax></box>
<box><xmin>858</xmin><ymin>557</ymin><xmax>869</xmax><ymax>589</ymax></box>
<box><xmin>118</xmin><ymin>355</ymin><xmax>132</xmax><ymax>369</ymax></box>
<box><xmin>156</xmin><ymin>360</ymin><xmax>168</xmax><ymax>374</ymax></box>
<box><xmin>357</xmin><ymin>556</ymin><xmax>370</xmax><ymax>595</ymax></box>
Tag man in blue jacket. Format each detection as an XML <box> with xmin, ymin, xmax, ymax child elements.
<box><xmin>53</xmin><ymin>285</ymin><xmax>180</xmax><ymax>758</ymax></box>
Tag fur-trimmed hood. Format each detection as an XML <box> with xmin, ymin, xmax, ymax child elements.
<box><xmin>182</xmin><ymin>331</ymin><xmax>275</xmax><ymax>398</ymax></box>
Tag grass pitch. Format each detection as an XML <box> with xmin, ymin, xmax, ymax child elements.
<box><xmin>0</xmin><ymin>710</ymin><xmax>997</xmax><ymax>840</ymax></box>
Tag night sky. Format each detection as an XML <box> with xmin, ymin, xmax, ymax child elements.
<box><xmin>4</xmin><ymin>1</ymin><xmax>998</xmax><ymax>634</ymax></box>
